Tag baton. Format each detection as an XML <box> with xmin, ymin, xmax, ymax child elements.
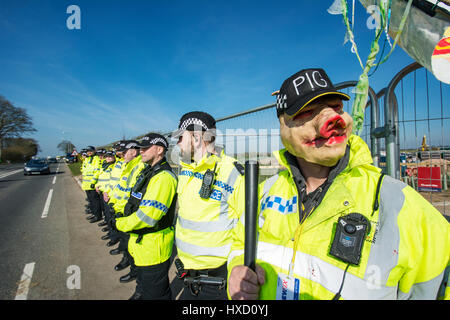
<box><xmin>244</xmin><ymin>160</ymin><xmax>259</xmax><ymax>272</ymax></box>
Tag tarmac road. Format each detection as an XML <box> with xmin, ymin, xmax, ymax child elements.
<box><xmin>0</xmin><ymin>162</ymin><xmax>184</xmax><ymax>300</ymax></box>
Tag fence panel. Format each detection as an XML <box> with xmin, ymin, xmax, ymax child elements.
<box><xmin>388</xmin><ymin>66</ymin><xmax>450</xmax><ymax>215</ymax></box>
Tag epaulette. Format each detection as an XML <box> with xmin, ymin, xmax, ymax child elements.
<box><xmin>233</xmin><ymin>161</ymin><xmax>245</xmax><ymax>175</ymax></box>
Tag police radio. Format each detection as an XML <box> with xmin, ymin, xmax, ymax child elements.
<box><xmin>199</xmin><ymin>163</ymin><xmax>217</xmax><ymax>199</ymax></box>
<box><xmin>329</xmin><ymin>213</ymin><xmax>371</xmax><ymax>265</ymax></box>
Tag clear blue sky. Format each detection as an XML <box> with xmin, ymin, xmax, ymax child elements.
<box><xmin>0</xmin><ymin>0</ymin><xmax>447</xmax><ymax>156</ymax></box>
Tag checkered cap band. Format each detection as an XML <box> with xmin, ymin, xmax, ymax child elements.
<box><xmin>179</xmin><ymin>118</ymin><xmax>209</xmax><ymax>131</ymax></box>
<box><xmin>149</xmin><ymin>137</ymin><xmax>167</xmax><ymax>148</ymax></box>
<box><xmin>125</xmin><ymin>142</ymin><xmax>139</xmax><ymax>149</ymax></box>
<box><xmin>276</xmin><ymin>94</ymin><xmax>288</xmax><ymax>111</ymax></box>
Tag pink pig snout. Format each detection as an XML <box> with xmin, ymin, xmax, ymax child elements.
<box><xmin>319</xmin><ymin>115</ymin><xmax>346</xmax><ymax>138</ymax></box>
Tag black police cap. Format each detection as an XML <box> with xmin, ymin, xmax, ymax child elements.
<box><xmin>137</xmin><ymin>133</ymin><xmax>169</xmax><ymax>150</ymax></box>
<box><xmin>172</xmin><ymin>111</ymin><xmax>216</xmax><ymax>138</ymax></box>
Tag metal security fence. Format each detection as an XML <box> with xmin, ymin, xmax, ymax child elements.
<box><xmin>373</xmin><ymin>63</ymin><xmax>450</xmax><ymax>215</ymax></box>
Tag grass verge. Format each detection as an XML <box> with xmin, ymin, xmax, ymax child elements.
<box><xmin>67</xmin><ymin>162</ymin><xmax>82</xmax><ymax>176</ymax></box>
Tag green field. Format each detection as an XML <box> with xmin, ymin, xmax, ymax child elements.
<box><xmin>67</xmin><ymin>162</ymin><xmax>82</xmax><ymax>176</ymax></box>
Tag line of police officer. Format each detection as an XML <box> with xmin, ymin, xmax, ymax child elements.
<box><xmin>80</xmin><ymin>111</ymin><xmax>242</xmax><ymax>300</ymax></box>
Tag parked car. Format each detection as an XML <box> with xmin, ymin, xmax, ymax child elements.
<box><xmin>24</xmin><ymin>159</ymin><xmax>51</xmax><ymax>175</ymax></box>
<box><xmin>65</xmin><ymin>153</ymin><xmax>76</xmax><ymax>163</ymax></box>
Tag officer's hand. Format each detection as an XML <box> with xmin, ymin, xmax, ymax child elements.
<box><xmin>103</xmin><ymin>192</ymin><xmax>110</xmax><ymax>202</ymax></box>
<box><xmin>228</xmin><ymin>264</ymin><xmax>265</xmax><ymax>300</ymax></box>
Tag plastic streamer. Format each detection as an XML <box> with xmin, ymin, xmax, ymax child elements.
<box><xmin>328</xmin><ymin>0</ymin><xmax>413</xmax><ymax>135</ymax></box>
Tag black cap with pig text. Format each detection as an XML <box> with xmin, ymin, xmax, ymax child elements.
<box><xmin>273</xmin><ymin>68</ymin><xmax>350</xmax><ymax>117</ymax></box>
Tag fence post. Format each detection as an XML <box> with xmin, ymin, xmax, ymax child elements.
<box><xmin>384</xmin><ymin>62</ymin><xmax>422</xmax><ymax>179</ymax></box>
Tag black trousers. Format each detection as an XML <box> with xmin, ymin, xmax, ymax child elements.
<box><xmin>103</xmin><ymin>199</ymin><xmax>112</xmax><ymax>223</ymax></box>
<box><xmin>134</xmin><ymin>259</ymin><xmax>172</xmax><ymax>300</ymax></box>
<box><xmin>178</xmin><ymin>263</ymin><xmax>228</xmax><ymax>300</ymax></box>
<box><xmin>120</xmin><ymin>233</ymin><xmax>136</xmax><ymax>274</ymax></box>
<box><xmin>98</xmin><ymin>192</ymin><xmax>105</xmax><ymax>218</ymax></box>
<box><xmin>85</xmin><ymin>190</ymin><xmax>102</xmax><ymax>219</ymax></box>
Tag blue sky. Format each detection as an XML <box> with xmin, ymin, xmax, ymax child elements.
<box><xmin>0</xmin><ymin>0</ymin><xmax>447</xmax><ymax>156</ymax></box>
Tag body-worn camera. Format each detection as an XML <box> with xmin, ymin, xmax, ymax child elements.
<box><xmin>329</xmin><ymin>213</ymin><xmax>371</xmax><ymax>265</ymax></box>
<box><xmin>199</xmin><ymin>166</ymin><xmax>216</xmax><ymax>199</ymax></box>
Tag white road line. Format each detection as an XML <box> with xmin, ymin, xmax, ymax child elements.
<box><xmin>15</xmin><ymin>262</ymin><xmax>36</xmax><ymax>300</ymax></box>
<box><xmin>41</xmin><ymin>189</ymin><xmax>54</xmax><ymax>219</ymax></box>
<box><xmin>52</xmin><ymin>176</ymin><xmax>57</xmax><ymax>184</ymax></box>
<box><xmin>0</xmin><ymin>169</ymin><xmax>22</xmax><ymax>179</ymax></box>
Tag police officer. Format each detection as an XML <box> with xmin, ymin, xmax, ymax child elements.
<box><xmin>108</xmin><ymin>140</ymin><xmax>144</xmax><ymax>283</ymax></box>
<box><xmin>79</xmin><ymin>148</ymin><xmax>92</xmax><ymax>215</ymax></box>
<box><xmin>96</xmin><ymin>150</ymin><xmax>116</xmax><ymax>229</ymax></box>
<box><xmin>82</xmin><ymin>146</ymin><xmax>103</xmax><ymax>223</ymax></box>
<box><xmin>94</xmin><ymin>148</ymin><xmax>107</xmax><ymax>223</ymax></box>
<box><xmin>172</xmin><ymin>111</ymin><xmax>245</xmax><ymax>300</ymax></box>
<box><xmin>103</xmin><ymin>142</ymin><xmax>127</xmax><ymax>245</ymax></box>
<box><xmin>227</xmin><ymin>68</ymin><xmax>450</xmax><ymax>300</ymax></box>
<box><xmin>113</xmin><ymin>133</ymin><xmax>177</xmax><ymax>300</ymax></box>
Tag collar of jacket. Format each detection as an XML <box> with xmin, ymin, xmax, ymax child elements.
<box><xmin>87</xmin><ymin>155</ymin><xmax>97</xmax><ymax>163</ymax></box>
<box><xmin>142</xmin><ymin>156</ymin><xmax>167</xmax><ymax>174</ymax></box>
<box><xmin>102</xmin><ymin>160</ymin><xmax>115</xmax><ymax>170</ymax></box>
<box><xmin>273</xmin><ymin>134</ymin><xmax>373</xmax><ymax>177</ymax></box>
<box><xmin>180</xmin><ymin>148</ymin><xmax>224</xmax><ymax>171</ymax></box>
<box><xmin>124</xmin><ymin>154</ymin><xmax>142</xmax><ymax>170</ymax></box>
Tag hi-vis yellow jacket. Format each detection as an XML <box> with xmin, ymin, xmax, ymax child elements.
<box><xmin>116</xmin><ymin>163</ymin><xmax>178</xmax><ymax>266</ymax></box>
<box><xmin>81</xmin><ymin>155</ymin><xmax>101</xmax><ymax>191</ymax></box>
<box><xmin>109</xmin><ymin>155</ymin><xmax>144</xmax><ymax>214</ymax></box>
<box><xmin>97</xmin><ymin>161</ymin><xmax>115</xmax><ymax>193</ymax></box>
<box><xmin>228</xmin><ymin>135</ymin><xmax>450</xmax><ymax>300</ymax></box>
<box><xmin>105</xmin><ymin>157</ymin><xmax>124</xmax><ymax>196</ymax></box>
<box><xmin>176</xmin><ymin>151</ymin><xmax>245</xmax><ymax>270</ymax></box>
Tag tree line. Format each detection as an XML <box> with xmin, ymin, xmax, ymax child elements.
<box><xmin>0</xmin><ymin>95</ymin><xmax>38</xmax><ymax>163</ymax></box>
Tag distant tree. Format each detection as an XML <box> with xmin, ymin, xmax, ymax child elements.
<box><xmin>0</xmin><ymin>95</ymin><xmax>37</xmax><ymax>162</ymax></box>
<box><xmin>58</xmin><ymin>140</ymin><xmax>76</xmax><ymax>154</ymax></box>
<box><xmin>2</xmin><ymin>137</ymin><xmax>40</xmax><ymax>162</ymax></box>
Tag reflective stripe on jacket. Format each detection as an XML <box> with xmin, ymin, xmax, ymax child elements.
<box><xmin>109</xmin><ymin>155</ymin><xmax>144</xmax><ymax>214</ymax></box>
<box><xmin>228</xmin><ymin>135</ymin><xmax>450</xmax><ymax>300</ymax></box>
<box><xmin>176</xmin><ymin>151</ymin><xmax>245</xmax><ymax>270</ymax></box>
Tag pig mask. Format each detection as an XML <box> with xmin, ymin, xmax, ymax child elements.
<box><xmin>280</xmin><ymin>97</ymin><xmax>353</xmax><ymax>167</ymax></box>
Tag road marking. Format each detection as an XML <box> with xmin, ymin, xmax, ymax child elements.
<box><xmin>52</xmin><ymin>176</ymin><xmax>57</xmax><ymax>184</ymax></box>
<box><xmin>0</xmin><ymin>169</ymin><xmax>22</xmax><ymax>179</ymax></box>
<box><xmin>41</xmin><ymin>189</ymin><xmax>54</xmax><ymax>218</ymax></box>
<box><xmin>15</xmin><ymin>262</ymin><xmax>36</xmax><ymax>300</ymax></box>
